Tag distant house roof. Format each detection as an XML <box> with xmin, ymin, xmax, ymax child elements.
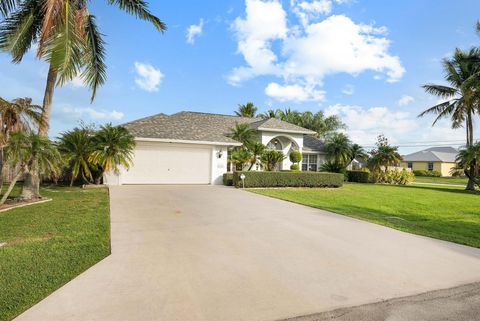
<box><xmin>402</xmin><ymin>146</ymin><xmax>458</xmax><ymax>162</ymax></box>
<box><xmin>121</xmin><ymin>111</ymin><xmax>315</xmax><ymax>145</ymax></box>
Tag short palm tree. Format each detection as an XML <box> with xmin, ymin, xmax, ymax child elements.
<box><xmin>228</xmin><ymin>123</ymin><xmax>258</xmax><ymax>147</ymax></box>
<box><xmin>1</xmin><ymin>132</ymin><xmax>61</xmax><ymax>204</ymax></box>
<box><xmin>325</xmin><ymin>133</ymin><xmax>352</xmax><ymax>167</ymax></box>
<box><xmin>58</xmin><ymin>126</ymin><xmax>96</xmax><ymax>186</ymax></box>
<box><xmin>89</xmin><ymin>124</ymin><xmax>135</xmax><ymax>184</ymax></box>
<box><xmin>260</xmin><ymin>150</ymin><xmax>285</xmax><ymax>171</ymax></box>
<box><xmin>368</xmin><ymin>135</ymin><xmax>401</xmax><ymax>172</ymax></box>
<box><xmin>235</xmin><ymin>102</ymin><xmax>258</xmax><ymax>118</ymax></box>
<box><xmin>455</xmin><ymin>142</ymin><xmax>480</xmax><ymax>187</ymax></box>
<box><xmin>245</xmin><ymin>141</ymin><xmax>265</xmax><ymax>170</ymax></box>
<box><xmin>349</xmin><ymin>143</ymin><xmax>368</xmax><ymax>162</ymax></box>
<box><xmin>229</xmin><ymin>148</ymin><xmax>252</xmax><ymax>171</ymax></box>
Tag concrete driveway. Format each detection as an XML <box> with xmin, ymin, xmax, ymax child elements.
<box><xmin>15</xmin><ymin>185</ymin><xmax>480</xmax><ymax>321</ymax></box>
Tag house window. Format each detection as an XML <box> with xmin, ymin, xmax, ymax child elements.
<box><xmin>267</xmin><ymin>139</ymin><xmax>282</xmax><ymax>150</ymax></box>
<box><xmin>407</xmin><ymin>162</ymin><xmax>413</xmax><ymax>169</ymax></box>
<box><xmin>427</xmin><ymin>162</ymin><xmax>434</xmax><ymax>171</ymax></box>
<box><xmin>302</xmin><ymin>154</ymin><xmax>318</xmax><ymax>172</ymax></box>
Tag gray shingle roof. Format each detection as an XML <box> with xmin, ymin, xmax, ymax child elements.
<box><xmin>121</xmin><ymin>111</ymin><xmax>315</xmax><ymax>145</ymax></box>
<box><xmin>403</xmin><ymin>147</ymin><xmax>458</xmax><ymax>162</ymax></box>
<box><xmin>302</xmin><ymin>135</ymin><xmax>326</xmax><ymax>152</ymax></box>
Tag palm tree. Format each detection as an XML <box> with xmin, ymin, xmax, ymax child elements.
<box><xmin>349</xmin><ymin>143</ymin><xmax>368</xmax><ymax>163</ymax></box>
<box><xmin>367</xmin><ymin>135</ymin><xmax>401</xmax><ymax>172</ymax></box>
<box><xmin>228</xmin><ymin>123</ymin><xmax>258</xmax><ymax>147</ymax></box>
<box><xmin>1</xmin><ymin>132</ymin><xmax>61</xmax><ymax>204</ymax></box>
<box><xmin>58</xmin><ymin>126</ymin><xmax>96</xmax><ymax>186</ymax></box>
<box><xmin>419</xmin><ymin>48</ymin><xmax>480</xmax><ymax>190</ymax></box>
<box><xmin>455</xmin><ymin>142</ymin><xmax>480</xmax><ymax>187</ymax></box>
<box><xmin>260</xmin><ymin>109</ymin><xmax>279</xmax><ymax>119</ymax></box>
<box><xmin>229</xmin><ymin>148</ymin><xmax>252</xmax><ymax>171</ymax></box>
<box><xmin>245</xmin><ymin>141</ymin><xmax>265</xmax><ymax>170</ymax></box>
<box><xmin>1</xmin><ymin>0</ymin><xmax>165</xmax><ymax>197</ymax></box>
<box><xmin>89</xmin><ymin>124</ymin><xmax>135</xmax><ymax>184</ymax></box>
<box><xmin>325</xmin><ymin>133</ymin><xmax>352</xmax><ymax>167</ymax></box>
<box><xmin>235</xmin><ymin>102</ymin><xmax>257</xmax><ymax>118</ymax></box>
<box><xmin>260</xmin><ymin>150</ymin><xmax>285</xmax><ymax>171</ymax></box>
<box><xmin>0</xmin><ymin>97</ymin><xmax>42</xmax><ymax>191</ymax></box>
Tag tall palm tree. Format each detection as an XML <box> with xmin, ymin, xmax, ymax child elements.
<box><xmin>89</xmin><ymin>124</ymin><xmax>135</xmax><ymax>184</ymax></box>
<box><xmin>1</xmin><ymin>0</ymin><xmax>165</xmax><ymax>197</ymax></box>
<box><xmin>325</xmin><ymin>133</ymin><xmax>352</xmax><ymax>167</ymax></box>
<box><xmin>455</xmin><ymin>142</ymin><xmax>480</xmax><ymax>187</ymax></box>
<box><xmin>235</xmin><ymin>102</ymin><xmax>257</xmax><ymax>118</ymax></box>
<box><xmin>58</xmin><ymin>126</ymin><xmax>96</xmax><ymax>186</ymax></box>
<box><xmin>260</xmin><ymin>109</ymin><xmax>279</xmax><ymax>119</ymax></box>
<box><xmin>419</xmin><ymin>48</ymin><xmax>480</xmax><ymax>190</ymax></box>
<box><xmin>1</xmin><ymin>132</ymin><xmax>62</xmax><ymax>203</ymax></box>
<box><xmin>228</xmin><ymin>123</ymin><xmax>257</xmax><ymax>147</ymax></box>
<box><xmin>0</xmin><ymin>97</ymin><xmax>42</xmax><ymax>191</ymax></box>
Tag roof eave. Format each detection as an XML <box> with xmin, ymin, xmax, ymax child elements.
<box><xmin>258</xmin><ymin>128</ymin><xmax>317</xmax><ymax>135</ymax></box>
<box><xmin>135</xmin><ymin>137</ymin><xmax>242</xmax><ymax>146</ymax></box>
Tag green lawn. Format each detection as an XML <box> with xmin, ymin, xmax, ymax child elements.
<box><xmin>414</xmin><ymin>176</ymin><xmax>468</xmax><ymax>185</ymax></box>
<box><xmin>0</xmin><ymin>186</ymin><xmax>110</xmax><ymax>321</ymax></box>
<box><xmin>251</xmin><ymin>183</ymin><xmax>480</xmax><ymax>248</ymax></box>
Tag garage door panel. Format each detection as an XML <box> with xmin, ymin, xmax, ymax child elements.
<box><xmin>121</xmin><ymin>142</ymin><xmax>211</xmax><ymax>184</ymax></box>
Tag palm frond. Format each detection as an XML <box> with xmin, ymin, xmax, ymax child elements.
<box><xmin>38</xmin><ymin>0</ymin><xmax>64</xmax><ymax>55</ymax></box>
<box><xmin>0</xmin><ymin>0</ymin><xmax>17</xmax><ymax>16</ymax></box>
<box><xmin>421</xmin><ymin>84</ymin><xmax>457</xmax><ymax>98</ymax></box>
<box><xmin>106</xmin><ymin>0</ymin><xmax>166</xmax><ymax>32</ymax></box>
<box><xmin>81</xmin><ymin>14</ymin><xmax>106</xmax><ymax>102</ymax></box>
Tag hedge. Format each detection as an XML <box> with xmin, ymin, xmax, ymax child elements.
<box><xmin>347</xmin><ymin>170</ymin><xmax>370</xmax><ymax>183</ymax></box>
<box><xmin>223</xmin><ymin>173</ymin><xmax>233</xmax><ymax>186</ymax></box>
<box><xmin>232</xmin><ymin>171</ymin><xmax>343</xmax><ymax>188</ymax></box>
<box><xmin>413</xmin><ymin>170</ymin><xmax>441</xmax><ymax>177</ymax></box>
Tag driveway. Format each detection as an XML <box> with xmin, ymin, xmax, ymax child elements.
<box><xmin>15</xmin><ymin>185</ymin><xmax>480</xmax><ymax>321</ymax></box>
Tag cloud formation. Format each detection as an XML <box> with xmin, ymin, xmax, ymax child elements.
<box><xmin>398</xmin><ymin>95</ymin><xmax>414</xmax><ymax>106</ymax></box>
<box><xmin>134</xmin><ymin>62</ymin><xmax>163</xmax><ymax>92</ymax></box>
<box><xmin>186</xmin><ymin>19</ymin><xmax>205</xmax><ymax>44</ymax></box>
<box><xmin>229</xmin><ymin>0</ymin><xmax>405</xmax><ymax>102</ymax></box>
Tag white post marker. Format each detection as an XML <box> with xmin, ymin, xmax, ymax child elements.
<box><xmin>240</xmin><ymin>173</ymin><xmax>246</xmax><ymax>188</ymax></box>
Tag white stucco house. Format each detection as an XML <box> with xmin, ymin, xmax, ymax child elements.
<box><xmin>104</xmin><ymin>111</ymin><xmax>327</xmax><ymax>185</ymax></box>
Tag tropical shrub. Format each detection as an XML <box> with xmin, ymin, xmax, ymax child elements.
<box><xmin>413</xmin><ymin>170</ymin><xmax>441</xmax><ymax>177</ymax></box>
<box><xmin>289</xmin><ymin>150</ymin><xmax>302</xmax><ymax>164</ymax></box>
<box><xmin>320</xmin><ymin>161</ymin><xmax>345</xmax><ymax>173</ymax></box>
<box><xmin>223</xmin><ymin>173</ymin><xmax>233</xmax><ymax>186</ymax></box>
<box><xmin>370</xmin><ymin>169</ymin><xmax>414</xmax><ymax>185</ymax></box>
<box><xmin>290</xmin><ymin>164</ymin><xmax>300</xmax><ymax>171</ymax></box>
<box><xmin>232</xmin><ymin>171</ymin><xmax>343</xmax><ymax>188</ymax></box>
<box><xmin>260</xmin><ymin>150</ymin><xmax>285</xmax><ymax>171</ymax></box>
<box><xmin>347</xmin><ymin>170</ymin><xmax>370</xmax><ymax>183</ymax></box>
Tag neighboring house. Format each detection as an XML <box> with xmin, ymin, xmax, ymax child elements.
<box><xmin>104</xmin><ymin>111</ymin><xmax>327</xmax><ymax>185</ymax></box>
<box><xmin>346</xmin><ymin>157</ymin><xmax>367</xmax><ymax>171</ymax></box>
<box><xmin>401</xmin><ymin>147</ymin><xmax>458</xmax><ymax>176</ymax></box>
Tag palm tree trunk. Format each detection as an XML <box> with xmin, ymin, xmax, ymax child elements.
<box><xmin>0</xmin><ymin>148</ymin><xmax>4</xmax><ymax>195</ymax></box>
<box><xmin>21</xmin><ymin>64</ymin><xmax>58</xmax><ymax>200</ymax></box>
<box><xmin>0</xmin><ymin>170</ymin><xmax>23</xmax><ymax>205</ymax></box>
<box><xmin>465</xmin><ymin>114</ymin><xmax>476</xmax><ymax>191</ymax></box>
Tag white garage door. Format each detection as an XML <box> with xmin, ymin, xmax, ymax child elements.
<box><xmin>121</xmin><ymin>142</ymin><xmax>212</xmax><ymax>184</ymax></box>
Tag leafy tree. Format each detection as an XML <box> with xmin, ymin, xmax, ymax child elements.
<box><xmin>0</xmin><ymin>0</ymin><xmax>166</xmax><ymax>197</ymax></box>
<box><xmin>1</xmin><ymin>132</ymin><xmax>61</xmax><ymax>204</ymax></box>
<box><xmin>89</xmin><ymin>124</ymin><xmax>135</xmax><ymax>184</ymax></box>
<box><xmin>228</xmin><ymin>123</ymin><xmax>258</xmax><ymax>147</ymax></box>
<box><xmin>245</xmin><ymin>141</ymin><xmax>265</xmax><ymax>170</ymax></box>
<box><xmin>58</xmin><ymin>126</ymin><xmax>96</xmax><ymax>186</ymax></box>
<box><xmin>419</xmin><ymin>48</ymin><xmax>480</xmax><ymax>190</ymax></box>
<box><xmin>367</xmin><ymin>135</ymin><xmax>402</xmax><ymax>172</ymax></box>
<box><xmin>260</xmin><ymin>150</ymin><xmax>285</xmax><ymax>171</ymax></box>
<box><xmin>235</xmin><ymin>102</ymin><xmax>257</xmax><ymax>118</ymax></box>
<box><xmin>455</xmin><ymin>142</ymin><xmax>480</xmax><ymax>187</ymax></box>
<box><xmin>325</xmin><ymin>133</ymin><xmax>352</xmax><ymax>167</ymax></box>
<box><xmin>289</xmin><ymin>150</ymin><xmax>302</xmax><ymax>164</ymax></box>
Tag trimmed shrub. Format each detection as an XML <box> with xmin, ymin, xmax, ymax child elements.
<box><xmin>370</xmin><ymin>169</ymin><xmax>414</xmax><ymax>185</ymax></box>
<box><xmin>232</xmin><ymin>171</ymin><xmax>343</xmax><ymax>188</ymax></box>
<box><xmin>290</xmin><ymin>164</ymin><xmax>300</xmax><ymax>171</ymax></box>
<box><xmin>289</xmin><ymin>150</ymin><xmax>302</xmax><ymax>164</ymax></box>
<box><xmin>223</xmin><ymin>173</ymin><xmax>233</xmax><ymax>186</ymax></box>
<box><xmin>347</xmin><ymin>170</ymin><xmax>370</xmax><ymax>183</ymax></box>
<box><xmin>413</xmin><ymin>170</ymin><xmax>441</xmax><ymax>177</ymax></box>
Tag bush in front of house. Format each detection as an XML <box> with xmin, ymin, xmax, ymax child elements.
<box><xmin>289</xmin><ymin>150</ymin><xmax>302</xmax><ymax>164</ymax></box>
<box><xmin>290</xmin><ymin>164</ymin><xmax>300</xmax><ymax>171</ymax></box>
<box><xmin>413</xmin><ymin>170</ymin><xmax>441</xmax><ymax>177</ymax></box>
<box><xmin>347</xmin><ymin>170</ymin><xmax>370</xmax><ymax>183</ymax></box>
<box><xmin>370</xmin><ymin>168</ymin><xmax>414</xmax><ymax>185</ymax></box>
<box><xmin>232</xmin><ymin>171</ymin><xmax>343</xmax><ymax>188</ymax></box>
<box><xmin>223</xmin><ymin>173</ymin><xmax>233</xmax><ymax>186</ymax></box>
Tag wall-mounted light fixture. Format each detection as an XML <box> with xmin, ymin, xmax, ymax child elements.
<box><xmin>217</xmin><ymin>148</ymin><xmax>223</xmax><ymax>158</ymax></box>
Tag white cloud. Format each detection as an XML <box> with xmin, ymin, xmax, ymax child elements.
<box><xmin>134</xmin><ymin>62</ymin><xmax>163</xmax><ymax>92</ymax></box>
<box><xmin>229</xmin><ymin>1</ymin><xmax>405</xmax><ymax>102</ymax></box>
<box><xmin>342</xmin><ymin>84</ymin><xmax>354</xmax><ymax>95</ymax></box>
<box><xmin>398</xmin><ymin>95</ymin><xmax>414</xmax><ymax>106</ymax></box>
<box><xmin>186</xmin><ymin>19</ymin><xmax>205</xmax><ymax>44</ymax></box>
<box><xmin>54</xmin><ymin>105</ymin><xmax>124</xmax><ymax>123</ymax></box>
<box><xmin>68</xmin><ymin>75</ymin><xmax>85</xmax><ymax>88</ymax></box>
<box><xmin>265</xmin><ymin>82</ymin><xmax>326</xmax><ymax>102</ymax></box>
<box><xmin>325</xmin><ymin>103</ymin><xmax>417</xmax><ymax>144</ymax></box>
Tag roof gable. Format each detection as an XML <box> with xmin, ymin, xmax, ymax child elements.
<box><xmin>403</xmin><ymin>147</ymin><xmax>458</xmax><ymax>162</ymax></box>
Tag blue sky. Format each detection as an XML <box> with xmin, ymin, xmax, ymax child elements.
<box><xmin>1</xmin><ymin>0</ymin><xmax>480</xmax><ymax>153</ymax></box>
